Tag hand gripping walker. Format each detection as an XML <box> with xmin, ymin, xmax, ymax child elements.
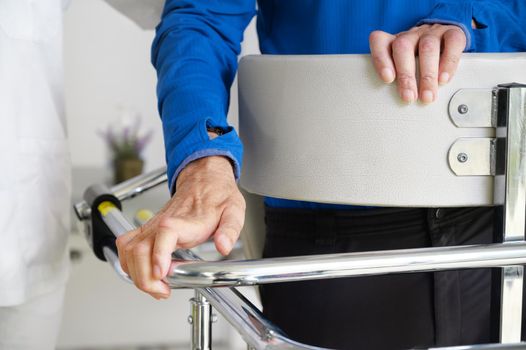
<box><xmin>75</xmin><ymin>53</ymin><xmax>526</xmax><ymax>349</ymax></box>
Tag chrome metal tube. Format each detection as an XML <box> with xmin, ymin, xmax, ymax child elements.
<box><xmin>498</xmin><ymin>86</ymin><xmax>526</xmax><ymax>343</ymax></box>
<box><xmin>190</xmin><ymin>291</ymin><xmax>212</xmax><ymax>350</ymax></box>
<box><xmin>74</xmin><ymin>167</ymin><xmax>167</xmax><ymax>220</ymax></box>
<box><xmin>167</xmin><ymin>242</ymin><xmax>526</xmax><ymax>288</ymax></box>
<box><xmin>111</xmin><ymin>166</ymin><xmax>168</xmax><ymax>202</ymax></box>
<box><xmin>102</xmin><ymin>246</ymin><xmax>133</xmax><ymax>284</ymax></box>
<box><xmin>102</xmin><ymin>208</ymin><xmax>135</xmax><ymax>237</ymax></box>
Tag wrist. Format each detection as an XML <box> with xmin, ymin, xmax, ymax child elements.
<box><xmin>176</xmin><ymin>156</ymin><xmax>235</xmax><ymax>187</ymax></box>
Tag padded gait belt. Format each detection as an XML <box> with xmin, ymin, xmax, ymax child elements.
<box><xmin>238</xmin><ymin>53</ymin><xmax>526</xmax><ymax>207</ymax></box>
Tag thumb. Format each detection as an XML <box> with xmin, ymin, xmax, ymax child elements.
<box><xmin>214</xmin><ymin>205</ymin><xmax>244</xmax><ymax>256</ymax></box>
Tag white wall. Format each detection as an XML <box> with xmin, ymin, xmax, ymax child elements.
<box><xmin>64</xmin><ymin>0</ymin><xmax>259</xmax><ymax>173</ymax></box>
<box><xmin>65</xmin><ymin>0</ymin><xmax>163</xmax><ymax>172</ymax></box>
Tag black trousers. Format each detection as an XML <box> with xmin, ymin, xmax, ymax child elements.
<box><xmin>260</xmin><ymin>206</ymin><xmax>526</xmax><ymax>350</ymax></box>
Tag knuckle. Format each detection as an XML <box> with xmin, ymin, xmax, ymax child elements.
<box><xmin>419</xmin><ymin>35</ymin><xmax>438</xmax><ymax>54</ymax></box>
<box><xmin>124</xmin><ymin>245</ymin><xmax>135</xmax><ymax>256</ymax></box>
<box><xmin>230</xmin><ymin>223</ymin><xmax>243</xmax><ymax>235</ymax></box>
<box><xmin>369</xmin><ymin>30</ymin><xmax>384</xmax><ymax>42</ymax></box>
<box><xmin>133</xmin><ymin>243</ymin><xmax>150</xmax><ymax>257</ymax></box>
<box><xmin>115</xmin><ymin>235</ymin><xmax>125</xmax><ymax>249</ymax></box>
<box><xmin>445</xmin><ymin>28</ymin><xmax>466</xmax><ymax>43</ymax></box>
<box><xmin>232</xmin><ymin>195</ymin><xmax>246</xmax><ymax>210</ymax></box>
<box><xmin>371</xmin><ymin>54</ymin><xmax>388</xmax><ymax>67</ymax></box>
<box><xmin>152</xmin><ymin>250</ymin><xmax>164</xmax><ymax>261</ymax></box>
<box><xmin>158</xmin><ymin>216</ymin><xmax>178</xmax><ymax>230</ymax></box>
<box><xmin>223</xmin><ymin>220</ymin><xmax>242</xmax><ymax>231</ymax></box>
<box><xmin>420</xmin><ymin>73</ymin><xmax>437</xmax><ymax>83</ymax></box>
<box><xmin>392</xmin><ymin>36</ymin><xmax>413</xmax><ymax>52</ymax></box>
<box><xmin>135</xmin><ymin>280</ymin><xmax>150</xmax><ymax>292</ymax></box>
<box><xmin>443</xmin><ymin>54</ymin><xmax>460</xmax><ymax>66</ymax></box>
<box><xmin>239</xmin><ymin>197</ymin><xmax>246</xmax><ymax>210</ymax></box>
<box><xmin>396</xmin><ymin>72</ymin><xmax>415</xmax><ymax>85</ymax></box>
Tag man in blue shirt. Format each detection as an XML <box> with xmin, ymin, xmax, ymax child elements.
<box><xmin>116</xmin><ymin>1</ymin><xmax>526</xmax><ymax>348</ymax></box>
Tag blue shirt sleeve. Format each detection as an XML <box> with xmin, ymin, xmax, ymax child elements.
<box><xmin>418</xmin><ymin>0</ymin><xmax>526</xmax><ymax>52</ymax></box>
<box><xmin>151</xmin><ymin>0</ymin><xmax>256</xmax><ymax>193</ymax></box>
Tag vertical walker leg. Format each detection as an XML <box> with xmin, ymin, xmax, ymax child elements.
<box><xmin>498</xmin><ymin>85</ymin><xmax>526</xmax><ymax>343</ymax></box>
<box><xmin>189</xmin><ymin>290</ymin><xmax>213</xmax><ymax>350</ymax></box>
<box><xmin>501</xmin><ymin>266</ymin><xmax>524</xmax><ymax>342</ymax></box>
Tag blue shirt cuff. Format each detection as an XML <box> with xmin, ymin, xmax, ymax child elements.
<box><xmin>163</xmin><ymin>117</ymin><xmax>243</xmax><ymax>195</ymax></box>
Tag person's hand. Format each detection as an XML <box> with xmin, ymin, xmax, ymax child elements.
<box><xmin>116</xmin><ymin>155</ymin><xmax>246</xmax><ymax>299</ymax></box>
<box><xmin>369</xmin><ymin>23</ymin><xmax>468</xmax><ymax>104</ymax></box>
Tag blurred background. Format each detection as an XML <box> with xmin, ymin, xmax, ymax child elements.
<box><xmin>61</xmin><ymin>1</ymin><xmax>260</xmax><ymax>349</ymax></box>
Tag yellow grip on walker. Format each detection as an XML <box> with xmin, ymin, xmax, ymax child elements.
<box><xmin>98</xmin><ymin>201</ymin><xmax>117</xmax><ymax>217</ymax></box>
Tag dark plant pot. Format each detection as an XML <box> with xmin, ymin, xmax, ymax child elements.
<box><xmin>114</xmin><ymin>157</ymin><xmax>144</xmax><ymax>184</ymax></box>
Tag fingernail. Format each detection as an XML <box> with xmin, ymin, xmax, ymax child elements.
<box><xmin>153</xmin><ymin>265</ymin><xmax>162</xmax><ymax>279</ymax></box>
<box><xmin>421</xmin><ymin>90</ymin><xmax>434</xmax><ymax>104</ymax></box>
<box><xmin>217</xmin><ymin>235</ymin><xmax>232</xmax><ymax>253</ymax></box>
<box><xmin>402</xmin><ymin>89</ymin><xmax>415</xmax><ymax>103</ymax></box>
<box><xmin>381</xmin><ymin>68</ymin><xmax>395</xmax><ymax>83</ymax></box>
<box><xmin>439</xmin><ymin>72</ymin><xmax>450</xmax><ymax>85</ymax></box>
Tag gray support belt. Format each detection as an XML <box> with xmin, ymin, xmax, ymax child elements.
<box><xmin>238</xmin><ymin>53</ymin><xmax>526</xmax><ymax>207</ymax></box>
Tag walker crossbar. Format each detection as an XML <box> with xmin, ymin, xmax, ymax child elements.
<box><xmin>74</xmin><ymin>80</ymin><xmax>526</xmax><ymax>349</ymax></box>
<box><xmin>76</xmin><ymin>191</ymin><xmax>526</xmax><ymax>350</ymax></box>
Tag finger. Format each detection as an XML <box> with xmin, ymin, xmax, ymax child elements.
<box><xmin>214</xmin><ymin>204</ymin><xmax>245</xmax><ymax>256</ymax></box>
<box><xmin>151</xmin><ymin>217</ymin><xmax>181</xmax><ymax>280</ymax></box>
<box><xmin>418</xmin><ymin>33</ymin><xmax>441</xmax><ymax>103</ymax></box>
<box><xmin>392</xmin><ymin>33</ymin><xmax>419</xmax><ymax>103</ymax></box>
<box><xmin>369</xmin><ymin>30</ymin><xmax>396</xmax><ymax>83</ymax></box>
<box><xmin>438</xmin><ymin>28</ymin><xmax>466</xmax><ymax>85</ymax></box>
<box><xmin>152</xmin><ymin>216</ymin><xmax>210</xmax><ymax>279</ymax></box>
<box><xmin>131</xmin><ymin>237</ymin><xmax>170</xmax><ymax>298</ymax></box>
<box><xmin>116</xmin><ymin>229</ymin><xmax>140</xmax><ymax>275</ymax></box>
<box><xmin>126</xmin><ymin>253</ymin><xmax>168</xmax><ymax>301</ymax></box>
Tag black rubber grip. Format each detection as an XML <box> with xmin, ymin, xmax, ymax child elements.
<box><xmin>89</xmin><ymin>193</ymin><xmax>122</xmax><ymax>262</ymax></box>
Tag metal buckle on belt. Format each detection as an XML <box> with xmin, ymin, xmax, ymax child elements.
<box><xmin>448</xmin><ymin>83</ymin><xmax>526</xmax><ymax>179</ymax></box>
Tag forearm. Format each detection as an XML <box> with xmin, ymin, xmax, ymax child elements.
<box><xmin>152</xmin><ymin>0</ymin><xmax>256</xmax><ymax>191</ymax></box>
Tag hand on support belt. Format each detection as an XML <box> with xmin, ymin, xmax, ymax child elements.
<box><xmin>115</xmin><ymin>156</ymin><xmax>245</xmax><ymax>299</ymax></box>
<box><xmin>369</xmin><ymin>22</ymin><xmax>471</xmax><ymax>104</ymax></box>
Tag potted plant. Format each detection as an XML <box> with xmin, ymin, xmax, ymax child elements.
<box><xmin>99</xmin><ymin>116</ymin><xmax>153</xmax><ymax>184</ymax></box>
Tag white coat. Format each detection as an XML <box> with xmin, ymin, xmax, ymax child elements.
<box><xmin>0</xmin><ymin>0</ymin><xmax>70</xmax><ymax>306</ymax></box>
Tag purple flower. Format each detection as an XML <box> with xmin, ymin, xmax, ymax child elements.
<box><xmin>97</xmin><ymin>115</ymin><xmax>154</xmax><ymax>160</ymax></box>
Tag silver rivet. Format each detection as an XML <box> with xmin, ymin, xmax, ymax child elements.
<box><xmin>458</xmin><ymin>104</ymin><xmax>469</xmax><ymax>114</ymax></box>
<box><xmin>211</xmin><ymin>314</ymin><xmax>218</xmax><ymax>323</ymax></box>
<box><xmin>187</xmin><ymin>316</ymin><xmax>193</xmax><ymax>324</ymax></box>
<box><xmin>457</xmin><ymin>153</ymin><xmax>468</xmax><ymax>163</ymax></box>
